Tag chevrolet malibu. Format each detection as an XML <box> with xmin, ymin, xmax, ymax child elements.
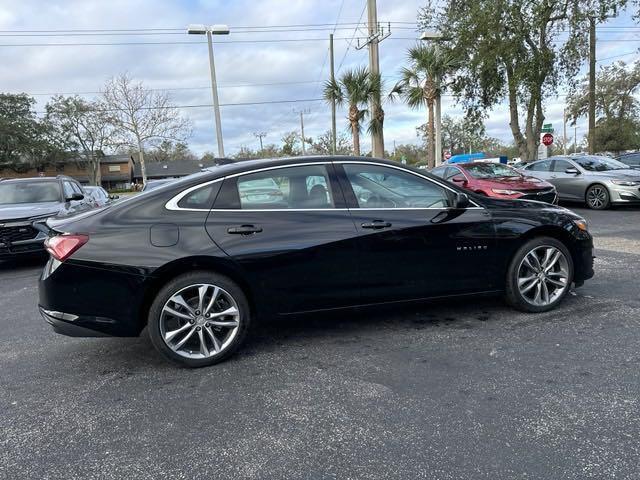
<box><xmin>39</xmin><ymin>157</ymin><xmax>594</xmax><ymax>367</ymax></box>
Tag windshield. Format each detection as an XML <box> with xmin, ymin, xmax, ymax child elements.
<box><xmin>463</xmin><ymin>163</ymin><xmax>521</xmax><ymax>179</ymax></box>
<box><xmin>574</xmin><ymin>156</ymin><xmax>629</xmax><ymax>171</ymax></box>
<box><xmin>0</xmin><ymin>181</ymin><xmax>61</xmax><ymax>205</ymax></box>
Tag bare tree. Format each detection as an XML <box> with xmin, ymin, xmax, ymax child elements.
<box><xmin>102</xmin><ymin>74</ymin><xmax>190</xmax><ymax>184</ymax></box>
<box><xmin>46</xmin><ymin>96</ymin><xmax>114</xmax><ymax>185</ymax></box>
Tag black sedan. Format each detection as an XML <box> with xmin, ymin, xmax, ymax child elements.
<box><xmin>38</xmin><ymin>157</ymin><xmax>594</xmax><ymax>367</ymax></box>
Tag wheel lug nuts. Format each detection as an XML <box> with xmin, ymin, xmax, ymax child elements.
<box><xmin>205</xmin><ymin>313</ymin><xmax>210</xmax><ymax>318</ymax></box>
<box><xmin>189</xmin><ymin>319</ymin><xmax>195</xmax><ymax>324</ymax></box>
<box><xmin>196</xmin><ymin>326</ymin><xmax>201</xmax><ymax>331</ymax></box>
<box><xmin>205</xmin><ymin>322</ymin><xmax>210</xmax><ymax>327</ymax></box>
<box><xmin>195</xmin><ymin>310</ymin><xmax>201</xmax><ymax>315</ymax></box>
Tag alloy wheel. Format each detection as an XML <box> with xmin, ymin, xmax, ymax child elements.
<box><xmin>586</xmin><ymin>186</ymin><xmax>607</xmax><ymax>209</ymax></box>
<box><xmin>517</xmin><ymin>245</ymin><xmax>570</xmax><ymax>307</ymax></box>
<box><xmin>159</xmin><ymin>283</ymin><xmax>240</xmax><ymax>359</ymax></box>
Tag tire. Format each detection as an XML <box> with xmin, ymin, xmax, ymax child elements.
<box><xmin>148</xmin><ymin>271</ymin><xmax>250</xmax><ymax>367</ymax></box>
<box><xmin>585</xmin><ymin>184</ymin><xmax>610</xmax><ymax>210</ymax></box>
<box><xmin>505</xmin><ymin>237</ymin><xmax>574</xmax><ymax>313</ymax></box>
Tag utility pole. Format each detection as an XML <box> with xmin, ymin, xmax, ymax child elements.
<box><xmin>299</xmin><ymin>111</ymin><xmax>307</xmax><ymax>155</ymax></box>
<box><xmin>254</xmin><ymin>132</ymin><xmax>267</xmax><ymax>153</ymax></box>
<box><xmin>574</xmin><ymin>125</ymin><xmax>578</xmax><ymax>154</ymax></box>
<box><xmin>563</xmin><ymin>108</ymin><xmax>568</xmax><ymax>155</ymax></box>
<box><xmin>358</xmin><ymin>0</ymin><xmax>390</xmax><ymax>157</ymax></box>
<box><xmin>329</xmin><ymin>33</ymin><xmax>337</xmax><ymax>155</ymax></box>
<box><xmin>588</xmin><ymin>16</ymin><xmax>596</xmax><ymax>155</ymax></box>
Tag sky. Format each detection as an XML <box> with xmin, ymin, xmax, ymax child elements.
<box><xmin>0</xmin><ymin>0</ymin><xmax>639</xmax><ymax>156</ymax></box>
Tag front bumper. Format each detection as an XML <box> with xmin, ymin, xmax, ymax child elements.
<box><xmin>609</xmin><ymin>184</ymin><xmax>640</xmax><ymax>204</ymax></box>
<box><xmin>573</xmin><ymin>235</ymin><xmax>595</xmax><ymax>285</ymax></box>
<box><xmin>0</xmin><ymin>236</ymin><xmax>46</xmax><ymax>257</ymax></box>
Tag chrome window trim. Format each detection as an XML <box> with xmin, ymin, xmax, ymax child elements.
<box><xmin>165</xmin><ymin>159</ymin><xmax>483</xmax><ymax>211</ymax></box>
<box><xmin>165</xmin><ymin>178</ymin><xmax>224</xmax><ymax>211</ymax></box>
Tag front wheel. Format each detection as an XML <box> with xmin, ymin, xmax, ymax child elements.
<box><xmin>505</xmin><ymin>237</ymin><xmax>574</xmax><ymax>313</ymax></box>
<box><xmin>148</xmin><ymin>271</ymin><xmax>250</xmax><ymax>367</ymax></box>
<box><xmin>586</xmin><ymin>184</ymin><xmax>610</xmax><ymax>210</ymax></box>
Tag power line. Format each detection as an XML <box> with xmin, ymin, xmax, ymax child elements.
<box><xmin>338</xmin><ymin>2</ymin><xmax>368</xmax><ymax>73</ymax></box>
<box><xmin>35</xmin><ymin>97</ymin><xmax>324</xmax><ymax>114</ymax></box>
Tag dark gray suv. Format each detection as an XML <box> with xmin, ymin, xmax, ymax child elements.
<box><xmin>0</xmin><ymin>176</ymin><xmax>93</xmax><ymax>257</ymax></box>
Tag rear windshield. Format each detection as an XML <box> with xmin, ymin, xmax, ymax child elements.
<box><xmin>0</xmin><ymin>181</ymin><xmax>61</xmax><ymax>204</ymax></box>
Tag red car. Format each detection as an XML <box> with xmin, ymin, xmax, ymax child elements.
<box><xmin>431</xmin><ymin>162</ymin><xmax>558</xmax><ymax>204</ymax></box>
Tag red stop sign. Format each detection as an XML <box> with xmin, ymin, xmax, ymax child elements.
<box><xmin>542</xmin><ymin>133</ymin><xmax>554</xmax><ymax>146</ymax></box>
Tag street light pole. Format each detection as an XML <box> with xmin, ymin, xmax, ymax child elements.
<box><xmin>206</xmin><ymin>30</ymin><xmax>225</xmax><ymax>158</ymax></box>
<box><xmin>188</xmin><ymin>23</ymin><xmax>229</xmax><ymax>158</ymax></box>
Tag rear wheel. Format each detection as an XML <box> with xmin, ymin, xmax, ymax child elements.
<box><xmin>585</xmin><ymin>184</ymin><xmax>610</xmax><ymax>210</ymax></box>
<box><xmin>505</xmin><ymin>237</ymin><xmax>573</xmax><ymax>313</ymax></box>
<box><xmin>148</xmin><ymin>271</ymin><xmax>250</xmax><ymax>367</ymax></box>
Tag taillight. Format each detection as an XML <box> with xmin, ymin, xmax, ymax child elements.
<box><xmin>44</xmin><ymin>234</ymin><xmax>89</xmax><ymax>262</ymax></box>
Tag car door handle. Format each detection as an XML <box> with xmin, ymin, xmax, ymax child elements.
<box><xmin>361</xmin><ymin>220</ymin><xmax>392</xmax><ymax>230</ymax></box>
<box><xmin>227</xmin><ymin>225</ymin><xmax>263</xmax><ymax>235</ymax></box>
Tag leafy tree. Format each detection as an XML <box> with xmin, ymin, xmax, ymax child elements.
<box><xmin>391</xmin><ymin>44</ymin><xmax>460</xmax><ymax>168</ymax></box>
<box><xmin>567</xmin><ymin>60</ymin><xmax>640</xmax><ymax>123</ymax></box>
<box><xmin>309</xmin><ymin>130</ymin><xmax>353</xmax><ymax>155</ymax></box>
<box><xmin>594</xmin><ymin>117</ymin><xmax>640</xmax><ymax>153</ymax></box>
<box><xmin>420</xmin><ymin>0</ymin><xmax>627</xmax><ymax>161</ymax></box>
<box><xmin>102</xmin><ymin>73</ymin><xmax>191</xmax><ymax>184</ymax></box>
<box><xmin>389</xmin><ymin>143</ymin><xmax>429</xmax><ymax>166</ymax></box>
<box><xmin>148</xmin><ymin>140</ymin><xmax>198</xmax><ymax>162</ymax></box>
<box><xmin>0</xmin><ymin>93</ymin><xmax>65</xmax><ymax>171</ymax></box>
<box><xmin>324</xmin><ymin>67</ymin><xmax>377</xmax><ymax>156</ymax></box>
<box><xmin>45</xmin><ymin>95</ymin><xmax>114</xmax><ymax>185</ymax></box>
<box><xmin>280</xmin><ymin>131</ymin><xmax>300</xmax><ymax>156</ymax></box>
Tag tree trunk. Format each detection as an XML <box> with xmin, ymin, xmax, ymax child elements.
<box><xmin>349</xmin><ymin>104</ymin><xmax>361</xmax><ymax>156</ymax></box>
<box><xmin>505</xmin><ymin>65</ymin><xmax>529</xmax><ymax>161</ymax></box>
<box><xmin>426</xmin><ymin>100</ymin><xmax>435</xmax><ymax>168</ymax></box>
<box><xmin>138</xmin><ymin>142</ymin><xmax>147</xmax><ymax>185</ymax></box>
<box><xmin>93</xmin><ymin>154</ymin><xmax>102</xmax><ymax>186</ymax></box>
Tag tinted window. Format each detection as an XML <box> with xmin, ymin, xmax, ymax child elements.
<box><xmin>573</xmin><ymin>155</ymin><xmax>628</xmax><ymax>171</ymax></box>
<box><xmin>552</xmin><ymin>160</ymin><xmax>573</xmax><ymax>172</ymax></box>
<box><xmin>63</xmin><ymin>181</ymin><xmax>76</xmax><ymax>199</ymax></box>
<box><xmin>0</xmin><ymin>181</ymin><xmax>61</xmax><ymax>204</ymax></box>
<box><xmin>343</xmin><ymin>164</ymin><xmax>451</xmax><ymax>208</ymax></box>
<box><xmin>431</xmin><ymin>166</ymin><xmax>447</xmax><ymax>178</ymax></box>
<box><xmin>177</xmin><ymin>182</ymin><xmax>221</xmax><ymax>209</ymax></box>
<box><xmin>526</xmin><ymin>160</ymin><xmax>552</xmax><ymax>172</ymax></box>
<box><xmin>71</xmin><ymin>182</ymin><xmax>83</xmax><ymax>195</ymax></box>
<box><xmin>618</xmin><ymin>154</ymin><xmax>640</xmax><ymax>166</ymax></box>
<box><xmin>445</xmin><ymin>167</ymin><xmax>463</xmax><ymax>180</ymax></box>
<box><xmin>233</xmin><ymin>165</ymin><xmax>335</xmax><ymax>209</ymax></box>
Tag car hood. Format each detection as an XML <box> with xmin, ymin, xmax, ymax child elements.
<box><xmin>474</xmin><ymin>175</ymin><xmax>553</xmax><ymax>190</ymax></box>
<box><xmin>585</xmin><ymin>169</ymin><xmax>640</xmax><ymax>180</ymax></box>
<box><xmin>0</xmin><ymin>202</ymin><xmax>62</xmax><ymax>222</ymax></box>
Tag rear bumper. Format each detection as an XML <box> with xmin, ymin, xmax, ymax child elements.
<box><xmin>38</xmin><ymin>257</ymin><xmax>150</xmax><ymax>337</ymax></box>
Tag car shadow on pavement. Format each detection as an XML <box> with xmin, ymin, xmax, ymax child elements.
<box><xmin>0</xmin><ymin>254</ymin><xmax>47</xmax><ymax>272</ymax></box>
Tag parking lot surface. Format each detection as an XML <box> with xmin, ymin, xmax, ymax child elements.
<box><xmin>1</xmin><ymin>205</ymin><xmax>639</xmax><ymax>479</ymax></box>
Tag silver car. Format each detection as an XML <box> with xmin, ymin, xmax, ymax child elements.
<box><xmin>521</xmin><ymin>155</ymin><xmax>640</xmax><ymax>209</ymax></box>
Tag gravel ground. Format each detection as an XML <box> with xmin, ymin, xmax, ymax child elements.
<box><xmin>1</xmin><ymin>204</ymin><xmax>639</xmax><ymax>479</ymax></box>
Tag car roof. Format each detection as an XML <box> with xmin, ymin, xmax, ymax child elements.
<box><xmin>0</xmin><ymin>176</ymin><xmax>61</xmax><ymax>183</ymax></box>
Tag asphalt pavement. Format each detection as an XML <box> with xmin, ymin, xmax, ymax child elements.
<box><xmin>1</xmin><ymin>204</ymin><xmax>639</xmax><ymax>479</ymax></box>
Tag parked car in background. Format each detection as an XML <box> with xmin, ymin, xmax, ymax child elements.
<box><xmin>0</xmin><ymin>176</ymin><xmax>93</xmax><ymax>258</ymax></box>
<box><xmin>84</xmin><ymin>186</ymin><xmax>118</xmax><ymax>207</ymax></box>
<box><xmin>521</xmin><ymin>155</ymin><xmax>640</xmax><ymax>209</ymax></box>
<box><xmin>142</xmin><ymin>179</ymin><xmax>176</xmax><ymax>192</ymax></box>
<box><xmin>431</xmin><ymin>162</ymin><xmax>558</xmax><ymax>204</ymax></box>
<box><xmin>615</xmin><ymin>152</ymin><xmax>640</xmax><ymax>170</ymax></box>
<box><xmin>39</xmin><ymin>156</ymin><xmax>593</xmax><ymax>367</ymax></box>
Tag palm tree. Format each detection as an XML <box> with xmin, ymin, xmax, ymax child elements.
<box><xmin>324</xmin><ymin>67</ymin><xmax>376</xmax><ymax>156</ymax></box>
<box><xmin>392</xmin><ymin>44</ymin><xmax>459</xmax><ymax>168</ymax></box>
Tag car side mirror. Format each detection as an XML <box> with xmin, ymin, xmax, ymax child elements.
<box><xmin>453</xmin><ymin>192</ymin><xmax>470</xmax><ymax>209</ymax></box>
<box><xmin>451</xmin><ymin>175</ymin><xmax>467</xmax><ymax>186</ymax></box>
<box><xmin>565</xmin><ymin>167</ymin><xmax>580</xmax><ymax>175</ymax></box>
<box><xmin>66</xmin><ymin>193</ymin><xmax>84</xmax><ymax>202</ymax></box>
<box><xmin>109</xmin><ymin>194</ymin><xmax>119</xmax><ymax>200</ymax></box>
